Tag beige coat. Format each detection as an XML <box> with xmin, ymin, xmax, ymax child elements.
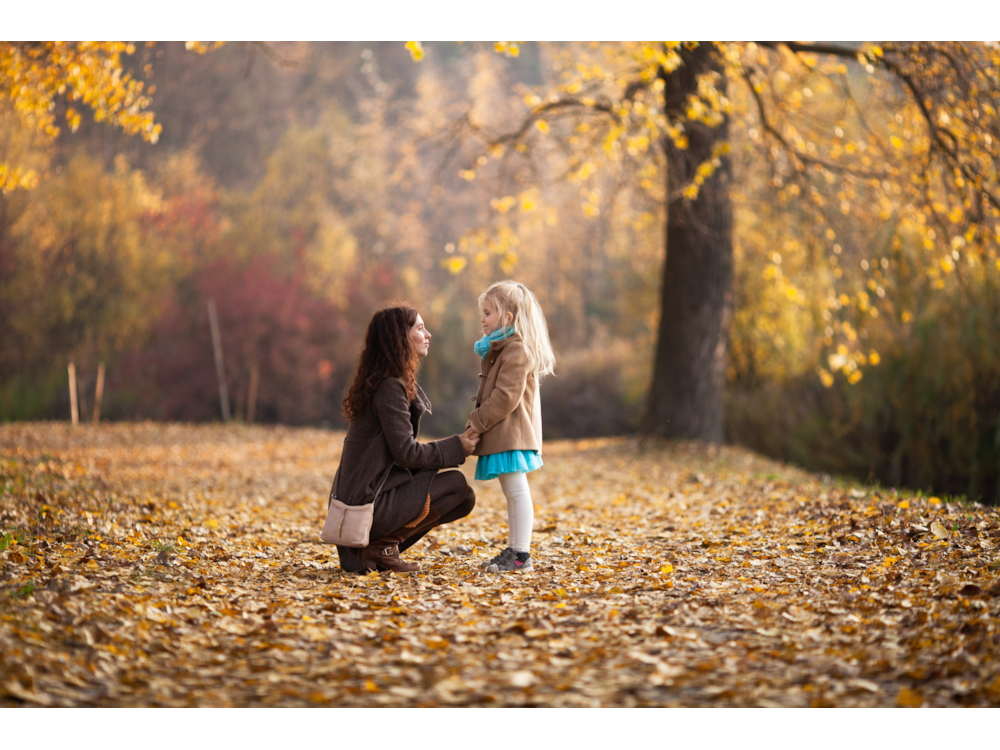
<box><xmin>468</xmin><ymin>335</ymin><xmax>542</xmax><ymax>456</ymax></box>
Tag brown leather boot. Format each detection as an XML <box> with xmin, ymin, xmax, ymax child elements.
<box><xmin>361</xmin><ymin>532</ymin><xmax>420</xmax><ymax>573</ymax></box>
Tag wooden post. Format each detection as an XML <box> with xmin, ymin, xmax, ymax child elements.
<box><xmin>207</xmin><ymin>298</ymin><xmax>231</xmax><ymax>422</ymax></box>
<box><xmin>68</xmin><ymin>362</ymin><xmax>79</xmax><ymax>426</ymax></box>
<box><xmin>93</xmin><ymin>362</ymin><xmax>105</xmax><ymax>424</ymax></box>
<box><xmin>247</xmin><ymin>363</ymin><xmax>259</xmax><ymax>426</ymax></box>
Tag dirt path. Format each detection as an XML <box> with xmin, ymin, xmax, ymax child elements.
<box><xmin>1</xmin><ymin>423</ymin><xmax>998</xmax><ymax>706</ymax></box>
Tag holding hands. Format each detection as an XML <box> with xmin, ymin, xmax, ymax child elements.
<box><xmin>460</xmin><ymin>427</ymin><xmax>480</xmax><ymax>456</ymax></box>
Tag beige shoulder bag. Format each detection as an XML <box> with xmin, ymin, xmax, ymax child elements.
<box><xmin>320</xmin><ymin>460</ymin><xmax>393</xmax><ymax>547</ymax></box>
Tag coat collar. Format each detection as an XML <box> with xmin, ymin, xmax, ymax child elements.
<box><xmin>487</xmin><ymin>334</ymin><xmax>520</xmax><ymax>354</ymax></box>
<box><xmin>413</xmin><ymin>382</ymin><xmax>432</xmax><ymax>415</ymax></box>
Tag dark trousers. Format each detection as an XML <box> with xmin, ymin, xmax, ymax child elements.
<box><xmin>336</xmin><ymin>470</ymin><xmax>475</xmax><ymax>572</ymax></box>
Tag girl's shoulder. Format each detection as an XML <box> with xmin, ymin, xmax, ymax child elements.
<box><xmin>489</xmin><ymin>335</ymin><xmax>523</xmax><ymax>355</ymax></box>
<box><xmin>494</xmin><ymin>337</ymin><xmax>532</xmax><ymax>366</ymax></box>
<box><xmin>493</xmin><ymin>332</ymin><xmax>524</xmax><ymax>348</ymax></box>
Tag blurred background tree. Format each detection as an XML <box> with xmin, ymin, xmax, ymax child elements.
<box><xmin>1</xmin><ymin>41</ymin><xmax>998</xmax><ymax>503</ymax></box>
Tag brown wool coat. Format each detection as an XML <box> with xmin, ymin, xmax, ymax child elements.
<box><xmin>468</xmin><ymin>335</ymin><xmax>542</xmax><ymax>456</ymax></box>
<box><xmin>331</xmin><ymin>378</ymin><xmax>466</xmax><ymax>540</ymax></box>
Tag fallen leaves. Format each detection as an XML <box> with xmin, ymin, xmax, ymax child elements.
<box><xmin>929</xmin><ymin>520</ymin><xmax>952</xmax><ymax>539</ymax></box>
<box><xmin>1</xmin><ymin>423</ymin><xmax>999</xmax><ymax>706</ymax></box>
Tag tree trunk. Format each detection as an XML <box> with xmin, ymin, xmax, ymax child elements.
<box><xmin>642</xmin><ymin>43</ymin><xmax>733</xmax><ymax>442</ymax></box>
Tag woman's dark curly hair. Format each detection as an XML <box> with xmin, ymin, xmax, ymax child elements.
<box><xmin>342</xmin><ymin>305</ymin><xmax>419</xmax><ymax>423</ymax></box>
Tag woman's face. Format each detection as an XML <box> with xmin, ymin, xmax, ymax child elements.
<box><xmin>408</xmin><ymin>313</ymin><xmax>431</xmax><ymax>358</ymax></box>
<box><xmin>481</xmin><ymin>298</ymin><xmax>509</xmax><ymax>336</ymax></box>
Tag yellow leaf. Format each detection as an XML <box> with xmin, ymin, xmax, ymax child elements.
<box><xmin>441</xmin><ymin>257</ymin><xmax>467</xmax><ymax>274</ymax></box>
<box><xmin>535</xmin><ymin>120</ymin><xmax>549</xmax><ymax>133</ymax></box>
<box><xmin>890</xmin><ymin>135</ymin><xmax>904</xmax><ymax>149</ymax></box>
<box><xmin>896</xmin><ymin>687</ymin><xmax>923</xmax><ymax>707</ymax></box>
<box><xmin>492</xmin><ymin>41</ymin><xmax>521</xmax><ymax>58</ymax></box>
<box><xmin>660</xmin><ymin>564</ymin><xmax>673</xmax><ymax>575</ymax></box>
<box><xmin>897</xmin><ymin>499</ymin><xmax>910</xmax><ymax>509</ymax></box>
<box><xmin>405</xmin><ymin>41</ymin><xmax>424</xmax><ymax>62</ymax></box>
<box><xmin>928</xmin><ymin>497</ymin><xmax>942</xmax><ymax>505</ymax></box>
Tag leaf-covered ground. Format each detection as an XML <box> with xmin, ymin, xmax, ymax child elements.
<box><xmin>1</xmin><ymin>423</ymin><xmax>999</xmax><ymax>707</ymax></box>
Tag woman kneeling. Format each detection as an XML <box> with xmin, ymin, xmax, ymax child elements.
<box><xmin>332</xmin><ymin>304</ymin><xmax>479</xmax><ymax>573</ymax></box>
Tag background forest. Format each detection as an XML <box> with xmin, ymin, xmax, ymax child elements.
<box><xmin>1</xmin><ymin>41</ymin><xmax>998</xmax><ymax>504</ymax></box>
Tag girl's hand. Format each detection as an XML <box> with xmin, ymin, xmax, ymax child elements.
<box><xmin>460</xmin><ymin>427</ymin><xmax>480</xmax><ymax>456</ymax></box>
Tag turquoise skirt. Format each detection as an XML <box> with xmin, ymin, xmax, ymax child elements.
<box><xmin>475</xmin><ymin>450</ymin><xmax>543</xmax><ymax>481</ymax></box>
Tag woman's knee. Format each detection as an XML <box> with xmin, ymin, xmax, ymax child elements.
<box><xmin>455</xmin><ymin>484</ymin><xmax>476</xmax><ymax>518</ymax></box>
<box><xmin>429</xmin><ymin>476</ymin><xmax>475</xmax><ymax>524</ymax></box>
<box><xmin>430</xmin><ymin>469</ymin><xmax>468</xmax><ymax>500</ymax></box>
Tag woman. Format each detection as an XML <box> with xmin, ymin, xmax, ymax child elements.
<box><xmin>331</xmin><ymin>304</ymin><xmax>479</xmax><ymax>573</ymax></box>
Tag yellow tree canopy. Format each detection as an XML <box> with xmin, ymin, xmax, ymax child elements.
<box><xmin>0</xmin><ymin>41</ymin><xmax>221</xmax><ymax>192</ymax></box>
<box><xmin>409</xmin><ymin>41</ymin><xmax>1000</xmax><ymax>387</ymax></box>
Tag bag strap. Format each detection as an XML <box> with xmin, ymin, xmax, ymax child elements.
<box><xmin>371</xmin><ymin>460</ymin><xmax>394</xmax><ymax>503</ymax></box>
<box><xmin>329</xmin><ymin>433</ymin><xmax>395</xmax><ymax>509</ymax></box>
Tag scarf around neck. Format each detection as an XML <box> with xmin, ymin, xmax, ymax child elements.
<box><xmin>474</xmin><ymin>326</ymin><xmax>515</xmax><ymax>359</ymax></box>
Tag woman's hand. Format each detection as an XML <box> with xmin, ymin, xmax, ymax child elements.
<box><xmin>459</xmin><ymin>427</ymin><xmax>481</xmax><ymax>456</ymax></box>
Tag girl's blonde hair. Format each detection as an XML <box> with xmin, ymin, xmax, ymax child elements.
<box><xmin>479</xmin><ymin>280</ymin><xmax>555</xmax><ymax>378</ymax></box>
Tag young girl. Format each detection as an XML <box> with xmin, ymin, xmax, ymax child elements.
<box><xmin>468</xmin><ymin>280</ymin><xmax>555</xmax><ymax>573</ymax></box>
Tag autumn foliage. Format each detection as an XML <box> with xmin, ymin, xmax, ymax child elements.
<box><xmin>3</xmin><ymin>41</ymin><xmax>1000</xmax><ymax>713</ymax></box>
<box><xmin>0</xmin><ymin>42</ymin><xmax>161</xmax><ymax>191</ymax></box>
<box><xmin>1</xmin><ymin>41</ymin><xmax>999</xmax><ymax>502</ymax></box>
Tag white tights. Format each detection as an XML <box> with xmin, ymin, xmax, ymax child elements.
<box><xmin>498</xmin><ymin>472</ymin><xmax>534</xmax><ymax>553</ymax></box>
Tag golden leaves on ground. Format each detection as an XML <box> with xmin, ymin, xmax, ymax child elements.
<box><xmin>2</xmin><ymin>424</ymin><xmax>999</xmax><ymax>706</ymax></box>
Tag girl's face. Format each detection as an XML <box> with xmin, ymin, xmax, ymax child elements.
<box><xmin>408</xmin><ymin>313</ymin><xmax>431</xmax><ymax>358</ymax></box>
<box><xmin>480</xmin><ymin>298</ymin><xmax>510</xmax><ymax>336</ymax></box>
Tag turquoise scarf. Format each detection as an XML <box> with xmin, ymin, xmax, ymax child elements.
<box><xmin>474</xmin><ymin>326</ymin><xmax>515</xmax><ymax>359</ymax></box>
